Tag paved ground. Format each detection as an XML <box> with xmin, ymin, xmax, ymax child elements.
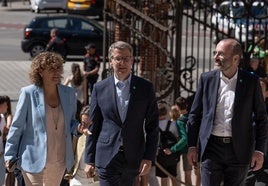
<box><xmin>0</xmin><ymin>60</ymin><xmax>84</xmax><ymax>114</ymax></box>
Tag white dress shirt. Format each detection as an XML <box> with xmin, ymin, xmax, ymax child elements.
<box><xmin>212</xmin><ymin>71</ymin><xmax>238</xmax><ymax>137</ymax></box>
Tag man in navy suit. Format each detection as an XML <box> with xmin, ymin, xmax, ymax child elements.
<box><xmin>187</xmin><ymin>38</ymin><xmax>268</xmax><ymax>186</ymax></box>
<box><xmin>84</xmin><ymin>41</ymin><xmax>159</xmax><ymax>186</ymax></box>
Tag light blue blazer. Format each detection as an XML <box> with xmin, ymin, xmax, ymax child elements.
<box><xmin>4</xmin><ymin>84</ymin><xmax>80</xmax><ymax>173</ymax></box>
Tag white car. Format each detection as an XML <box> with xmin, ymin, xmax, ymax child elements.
<box><xmin>211</xmin><ymin>1</ymin><xmax>268</xmax><ymax>43</ymax></box>
<box><xmin>30</xmin><ymin>0</ymin><xmax>66</xmax><ymax>13</ymax></box>
<box><xmin>235</xmin><ymin>1</ymin><xmax>268</xmax><ymax>43</ymax></box>
<box><xmin>211</xmin><ymin>1</ymin><xmax>244</xmax><ymax>43</ymax></box>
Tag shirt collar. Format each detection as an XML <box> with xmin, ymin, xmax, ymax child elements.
<box><xmin>114</xmin><ymin>74</ymin><xmax>132</xmax><ymax>86</ymax></box>
<box><xmin>220</xmin><ymin>70</ymin><xmax>238</xmax><ymax>82</ymax></box>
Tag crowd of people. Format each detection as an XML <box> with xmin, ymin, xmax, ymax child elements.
<box><xmin>0</xmin><ymin>38</ymin><xmax>267</xmax><ymax>186</ymax></box>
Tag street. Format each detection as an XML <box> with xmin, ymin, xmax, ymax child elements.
<box><xmin>0</xmin><ymin>1</ymin><xmax>84</xmax><ymax>113</ymax></box>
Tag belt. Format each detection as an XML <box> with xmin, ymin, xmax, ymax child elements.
<box><xmin>211</xmin><ymin>135</ymin><xmax>232</xmax><ymax>144</ymax></box>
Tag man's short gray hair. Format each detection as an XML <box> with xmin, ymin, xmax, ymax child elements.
<box><xmin>108</xmin><ymin>41</ymin><xmax>133</xmax><ymax>59</ymax></box>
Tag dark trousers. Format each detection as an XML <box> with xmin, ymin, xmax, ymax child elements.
<box><xmin>97</xmin><ymin>151</ymin><xmax>138</xmax><ymax>186</ymax></box>
<box><xmin>201</xmin><ymin>136</ymin><xmax>249</xmax><ymax>186</ymax></box>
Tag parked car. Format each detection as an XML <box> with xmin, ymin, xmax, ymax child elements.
<box><xmin>211</xmin><ymin>1</ymin><xmax>243</xmax><ymax>43</ymax></box>
<box><xmin>235</xmin><ymin>1</ymin><xmax>268</xmax><ymax>43</ymax></box>
<box><xmin>30</xmin><ymin>0</ymin><xmax>66</xmax><ymax>13</ymax></box>
<box><xmin>66</xmin><ymin>0</ymin><xmax>104</xmax><ymax>20</ymax></box>
<box><xmin>211</xmin><ymin>1</ymin><xmax>268</xmax><ymax>43</ymax></box>
<box><xmin>21</xmin><ymin>15</ymin><xmax>104</xmax><ymax>58</ymax></box>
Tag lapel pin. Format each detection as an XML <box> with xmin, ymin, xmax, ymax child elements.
<box><xmin>133</xmin><ymin>86</ymin><xmax>136</xmax><ymax>90</ymax></box>
<box><xmin>240</xmin><ymin>79</ymin><xmax>243</xmax><ymax>83</ymax></box>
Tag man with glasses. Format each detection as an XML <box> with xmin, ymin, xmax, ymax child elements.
<box><xmin>84</xmin><ymin>41</ymin><xmax>159</xmax><ymax>186</ymax></box>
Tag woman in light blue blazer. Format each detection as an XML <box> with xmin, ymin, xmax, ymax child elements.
<box><xmin>4</xmin><ymin>52</ymin><xmax>90</xmax><ymax>186</ymax></box>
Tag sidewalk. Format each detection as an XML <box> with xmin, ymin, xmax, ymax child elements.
<box><xmin>0</xmin><ymin>60</ymin><xmax>83</xmax><ymax>114</ymax></box>
<box><xmin>0</xmin><ymin>0</ymin><xmax>30</xmax><ymax>11</ymax></box>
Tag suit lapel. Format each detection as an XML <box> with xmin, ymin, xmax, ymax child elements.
<box><xmin>123</xmin><ymin>76</ymin><xmax>137</xmax><ymax>123</ymax></box>
<box><xmin>34</xmin><ymin>86</ymin><xmax>46</xmax><ymax>127</ymax></box>
<box><xmin>109</xmin><ymin>77</ymin><xmax>123</xmax><ymax>125</ymax></box>
<box><xmin>233</xmin><ymin>70</ymin><xmax>245</xmax><ymax>116</ymax></box>
<box><xmin>58</xmin><ymin>85</ymin><xmax>68</xmax><ymax>131</ymax></box>
<box><xmin>210</xmin><ymin>71</ymin><xmax>220</xmax><ymax>111</ymax></box>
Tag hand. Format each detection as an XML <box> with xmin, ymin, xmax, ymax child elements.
<box><xmin>187</xmin><ymin>147</ymin><xmax>198</xmax><ymax>167</ymax></box>
<box><xmin>138</xmin><ymin>159</ymin><xmax>152</xmax><ymax>176</ymax></box>
<box><xmin>84</xmin><ymin>163</ymin><xmax>96</xmax><ymax>178</ymax></box>
<box><xmin>5</xmin><ymin>159</ymin><xmax>17</xmax><ymax>172</ymax></box>
<box><xmin>163</xmin><ymin>148</ymin><xmax>172</xmax><ymax>155</ymax></box>
<box><xmin>250</xmin><ymin>151</ymin><xmax>264</xmax><ymax>171</ymax></box>
<box><xmin>77</xmin><ymin>120</ymin><xmax>92</xmax><ymax>135</ymax></box>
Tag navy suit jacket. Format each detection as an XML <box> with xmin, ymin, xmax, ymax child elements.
<box><xmin>188</xmin><ymin>69</ymin><xmax>268</xmax><ymax>164</ymax></box>
<box><xmin>85</xmin><ymin>75</ymin><xmax>159</xmax><ymax>169</ymax></box>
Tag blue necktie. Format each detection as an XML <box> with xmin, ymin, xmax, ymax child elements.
<box><xmin>117</xmin><ymin>82</ymin><xmax>127</xmax><ymax>122</ymax></box>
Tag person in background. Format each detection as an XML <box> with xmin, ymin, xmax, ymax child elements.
<box><xmin>156</xmin><ymin>103</ymin><xmax>187</xmax><ymax>186</ymax></box>
<box><xmin>175</xmin><ymin>96</ymin><xmax>200</xmax><ymax>186</ymax></box>
<box><xmin>4</xmin><ymin>52</ymin><xmax>90</xmax><ymax>185</ymax></box>
<box><xmin>0</xmin><ymin>96</ymin><xmax>9</xmax><ymax>185</ymax></box>
<box><xmin>69</xmin><ymin>105</ymin><xmax>98</xmax><ymax>186</ymax></box>
<box><xmin>64</xmin><ymin>63</ymin><xmax>86</xmax><ymax>106</ymax></box>
<box><xmin>247</xmin><ymin>56</ymin><xmax>268</xmax><ymax>110</ymax></box>
<box><xmin>2</xmin><ymin>95</ymin><xmax>12</xmax><ymax>147</ymax></box>
<box><xmin>247</xmin><ymin>56</ymin><xmax>267</xmax><ymax>79</ymax></box>
<box><xmin>63</xmin><ymin>63</ymin><xmax>87</xmax><ymax>185</ymax></box>
<box><xmin>169</xmin><ymin>104</ymin><xmax>182</xmax><ymax>186</ymax></box>
<box><xmin>187</xmin><ymin>38</ymin><xmax>268</xmax><ymax>186</ymax></box>
<box><xmin>2</xmin><ymin>95</ymin><xmax>16</xmax><ymax>186</ymax></box>
<box><xmin>82</xmin><ymin>43</ymin><xmax>100</xmax><ymax>104</ymax></box>
<box><xmin>45</xmin><ymin>28</ymin><xmax>66</xmax><ymax>59</ymax></box>
<box><xmin>84</xmin><ymin>41</ymin><xmax>159</xmax><ymax>186</ymax></box>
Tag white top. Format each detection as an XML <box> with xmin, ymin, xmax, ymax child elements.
<box><xmin>67</xmin><ymin>75</ymin><xmax>84</xmax><ymax>103</ymax></box>
<box><xmin>212</xmin><ymin>71</ymin><xmax>238</xmax><ymax>137</ymax></box>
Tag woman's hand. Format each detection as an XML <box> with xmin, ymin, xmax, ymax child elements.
<box><xmin>77</xmin><ymin>120</ymin><xmax>92</xmax><ymax>135</ymax></box>
<box><xmin>5</xmin><ymin>158</ymin><xmax>19</xmax><ymax>172</ymax></box>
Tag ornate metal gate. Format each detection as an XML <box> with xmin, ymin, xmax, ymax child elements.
<box><xmin>102</xmin><ymin>0</ymin><xmax>268</xmax><ymax>106</ymax></box>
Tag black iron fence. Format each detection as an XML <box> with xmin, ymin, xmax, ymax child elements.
<box><xmin>103</xmin><ymin>0</ymin><xmax>268</xmax><ymax>105</ymax></box>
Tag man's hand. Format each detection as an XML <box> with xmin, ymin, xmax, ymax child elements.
<box><xmin>251</xmin><ymin>151</ymin><xmax>264</xmax><ymax>171</ymax></box>
<box><xmin>84</xmin><ymin>163</ymin><xmax>96</xmax><ymax>178</ymax></box>
<box><xmin>163</xmin><ymin>148</ymin><xmax>172</xmax><ymax>155</ymax></box>
<box><xmin>187</xmin><ymin>147</ymin><xmax>198</xmax><ymax>167</ymax></box>
<box><xmin>138</xmin><ymin>159</ymin><xmax>152</xmax><ymax>176</ymax></box>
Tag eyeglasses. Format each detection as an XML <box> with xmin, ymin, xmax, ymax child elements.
<box><xmin>111</xmin><ymin>56</ymin><xmax>132</xmax><ymax>63</ymax></box>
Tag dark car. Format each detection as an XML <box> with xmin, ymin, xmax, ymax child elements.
<box><xmin>21</xmin><ymin>15</ymin><xmax>104</xmax><ymax>58</ymax></box>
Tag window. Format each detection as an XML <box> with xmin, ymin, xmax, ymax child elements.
<box><xmin>47</xmin><ymin>18</ymin><xmax>68</xmax><ymax>29</ymax></box>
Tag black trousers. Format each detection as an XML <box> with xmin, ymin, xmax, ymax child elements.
<box><xmin>201</xmin><ymin>136</ymin><xmax>249</xmax><ymax>186</ymax></box>
<box><xmin>97</xmin><ymin>151</ymin><xmax>138</xmax><ymax>186</ymax></box>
